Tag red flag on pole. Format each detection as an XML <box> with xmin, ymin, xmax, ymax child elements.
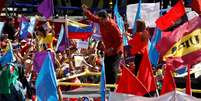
<box><xmin>192</xmin><ymin>0</ymin><xmax>201</xmax><ymax>15</ymax></box>
<box><xmin>160</xmin><ymin>65</ymin><xmax>176</xmax><ymax>95</ymax></box>
<box><xmin>156</xmin><ymin>0</ymin><xmax>187</xmax><ymax>31</ymax></box>
<box><xmin>116</xmin><ymin>65</ymin><xmax>149</xmax><ymax>96</ymax></box>
<box><xmin>186</xmin><ymin>65</ymin><xmax>192</xmax><ymax>95</ymax></box>
<box><xmin>137</xmin><ymin>48</ymin><xmax>157</xmax><ymax>93</ymax></box>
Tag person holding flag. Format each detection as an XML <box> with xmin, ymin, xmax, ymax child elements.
<box><xmin>82</xmin><ymin>4</ymin><xmax>123</xmax><ymax>89</ymax></box>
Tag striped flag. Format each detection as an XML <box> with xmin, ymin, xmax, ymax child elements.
<box><xmin>68</xmin><ymin>20</ymin><xmax>93</xmax><ymax>40</ymax></box>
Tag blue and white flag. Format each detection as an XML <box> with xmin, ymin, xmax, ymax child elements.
<box><xmin>0</xmin><ymin>22</ymin><xmax>5</xmax><ymax>36</ymax></box>
<box><xmin>19</xmin><ymin>21</ymin><xmax>30</xmax><ymax>39</ymax></box>
<box><xmin>28</xmin><ymin>16</ymin><xmax>36</xmax><ymax>34</ymax></box>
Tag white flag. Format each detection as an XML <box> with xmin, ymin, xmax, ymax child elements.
<box><xmin>109</xmin><ymin>91</ymin><xmax>200</xmax><ymax>101</ymax></box>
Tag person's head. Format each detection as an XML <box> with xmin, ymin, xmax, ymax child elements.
<box><xmin>37</xmin><ymin>26</ymin><xmax>46</xmax><ymax>36</ymax></box>
<box><xmin>6</xmin><ymin>17</ymin><xmax>15</xmax><ymax>24</ymax></box>
<box><xmin>20</xmin><ymin>39</ymin><xmax>27</xmax><ymax>46</ymax></box>
<box><xmin>96</xmin><ymin>9</ymin><xmax>108</xmax><ymax>19</ymax></box>
<box><xmin>24</xmin><ymin>59</ymin><xmax>33</xmax><ymax>74</ymax></box>
<box><xmin>136</xmin><ymin>19</ymin><xmax>146</xmax><ymax>32</ymax></box>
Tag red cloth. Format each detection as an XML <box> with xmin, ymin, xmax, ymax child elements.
<box><xmin>156</xmin><ymin>0</ymin><xmax>186</xmax><ymax>31</ymax></box>
<box><xmin>137</xmin><ymin>48</ymin><xmax>157</xmax><ymax>93</ymax></box>
<box><xmin>20</xmin><ymin>44</ymin><xmax>29</xmax><ymax>56</ymax></box>
<box><xmin>156</xmin><ymin>16</ymin><xmax>201</xmax><ymax>67</ymax></box>
<box><xmin>0</xmin><ymin>0</ymin><xmax>5</xmax><ymax>13</ymax></box>
<box><xmin>160</xmin><ymin>65</ymin><xmax>176</xmax><ymax>95</ymax></box>
<box><xmin>128</xmin><ymin>32</ymin><xmax>148</xmax><ymax>55</ymax></box>
<box><xmin>84</xmin><ymin>10</ymin><xmax>123</xmax><ymax>56</ymax></box>
<box><xmin>192</xmin><ymin>0</ymin><xmax>201</xmax><ymax>15</ymax></box>
<box><xmin>116</xmin><ymin>66</ymin><xmax>148</xmax><ymax>96</ymax></box>
<box><xmin>186</xmin><ymin>65</ymin><xmax>192</xmax><ymax>95</ymax></box>
<box><xmin>68</xmin><ymin>32</ymin><xmax>92</xmax><ymax>40</ymax></box>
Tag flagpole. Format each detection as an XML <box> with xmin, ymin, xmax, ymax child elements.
<box><xmin>154</xmin><ymin>0</ymin><xmax>164</xmax><ymax>97</ymax></box>
<box><xmin>64</xmin><ymin>15</ymin><xmax>69</xmax><ymax>57</ymax></box>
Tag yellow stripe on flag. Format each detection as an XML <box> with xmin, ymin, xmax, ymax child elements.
<box><xmin>163</xmin><ymin>28</ymin><xmax>201</xmax><ymax>60</ymax></box>
<box><xmin>68</xmin><ymin>20</ymin><xmax>89</xmax><ymax>28</ymax></box>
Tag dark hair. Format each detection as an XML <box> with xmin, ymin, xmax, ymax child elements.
<box><xmin>136</xmin><ymin>20</ymin><xmax>146</xmax><ymax>32</ymax></box>
<box><xmin>97</xmin><ymin>9</ymin><xmax>108</xmax><ymax>19</ymax></box>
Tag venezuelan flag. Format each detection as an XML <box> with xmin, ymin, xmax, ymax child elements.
<box><xmin>68</xmin><ymin>20</ymin><xmax>93</xmax><ymax>40</ymax></box>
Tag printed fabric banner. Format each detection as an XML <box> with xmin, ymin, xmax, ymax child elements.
<box><xmin>156</xmin><ymin>16</ymin><xmax>201</xmax><ymax>66</ymax></box>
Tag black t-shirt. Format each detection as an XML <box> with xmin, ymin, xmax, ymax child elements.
<box><xmin>3</xmin><ymin>23</ymin><xmax>16</xmax><ymax>40</ymax></box>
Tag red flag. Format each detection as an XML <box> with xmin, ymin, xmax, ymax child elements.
<box><xmin>116</xmin><ymin>66</ymin><xmax>149</xmax><ymax>96</ymax></box>
<box><xmin>156</xmin><ymin>0</ymin><xmax>187</xmax><ymax>31</ymax></box>
<box><xmin>156</xmin><ymin>16</ymin><xmax>201</xmax><ymax>67</ymax></box>
<box><xmin>137</xmin><ymin>49</ymin><xmax>157</xmax><ymax>93</ymax></box>
<box><xmin>160</xmin><ymin>65</ymin><xmax>176</xmax><ymax>95</ymax></box>
<box><xmin>186</xmin><ymin>65</ymin><xmax>192</xmax><ymax>95</ymax></box>
<box><xmin>192</xmin><ymin>0</ymin><xmax>201</xmax><ymax>15</ymax></box>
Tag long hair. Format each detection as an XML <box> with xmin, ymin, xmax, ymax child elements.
<box><xmin>136</xmin><ymin>20</ymin><xmax>149</xmax><ymax>42</ymax></box>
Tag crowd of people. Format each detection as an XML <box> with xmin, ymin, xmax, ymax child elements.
<box><xmin>1</xmin><ymin>2</ymin><xmax>201</xmax><ymax>101</ymax></box>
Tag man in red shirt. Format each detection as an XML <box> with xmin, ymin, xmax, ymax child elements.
<box><xmin>82</xmin><ymin>4</ymin><xmax>123</xmax><ymax>86</ymax></box>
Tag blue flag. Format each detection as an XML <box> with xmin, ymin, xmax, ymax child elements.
<box><xmin>37</xmin><ymin>0</ymin><xmax>54</xmax><ymax>18</ymax></box>
<box><xmin>0</xmin><ymin>22</ymin><xmax>5</xmax><ymax>36</ymax></box>
<box><xmin>36</xmin><ymin>52</ymin><xmax>58</xmax><ymax>101</ymax></box>
<box><xmin>28</xmin><ymin>16</ymin><xmax>36</xmax><ymax>34</ymax></box>
<box><xmin>100</xmin><ymin>59</ymin><xmax>106</xmax><ymax>101</ymax></box>
<box><xmin>19</xmin><ymin>21</ymin><xmax>30</xmax><ymax>39</ymax></box>
<box><xmin>0</xmin><ymin>41</ymin><xmax>16</xmax><ymax>66</ymax></box>
<box><xmin>114</xmin><ymin>0</ymin><xmax>128</xmax><ymax>46</ymax></box>
<box><xmin>55</xmin><ymin>24</ymin><xmax>69</xmax><ymax>52</ymax></box>
<box><xmin>176</xmin><ymin>66</ymin><xmax>187</xmax><ymax>74</ymax></box>
<box><xmin>149</xmin><ymin>28</ymin><xmax>161</xmax><ymax>67</ymax></box>
<box><xmin>132</xmin><ymin>0</ymin><xmax>142</xmax><ymax>34</ymax></box>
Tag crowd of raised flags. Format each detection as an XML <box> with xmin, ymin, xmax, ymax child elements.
<box><xmin>0</xmin><ymin>0</ymin><xmax>201</xmax><ymax>101</ymax></box>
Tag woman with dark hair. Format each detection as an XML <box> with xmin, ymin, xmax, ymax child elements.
<box><xmin>128</xmin><ymin>19</ymin><xmax>150</xmax><ymax>76</ymax></box>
